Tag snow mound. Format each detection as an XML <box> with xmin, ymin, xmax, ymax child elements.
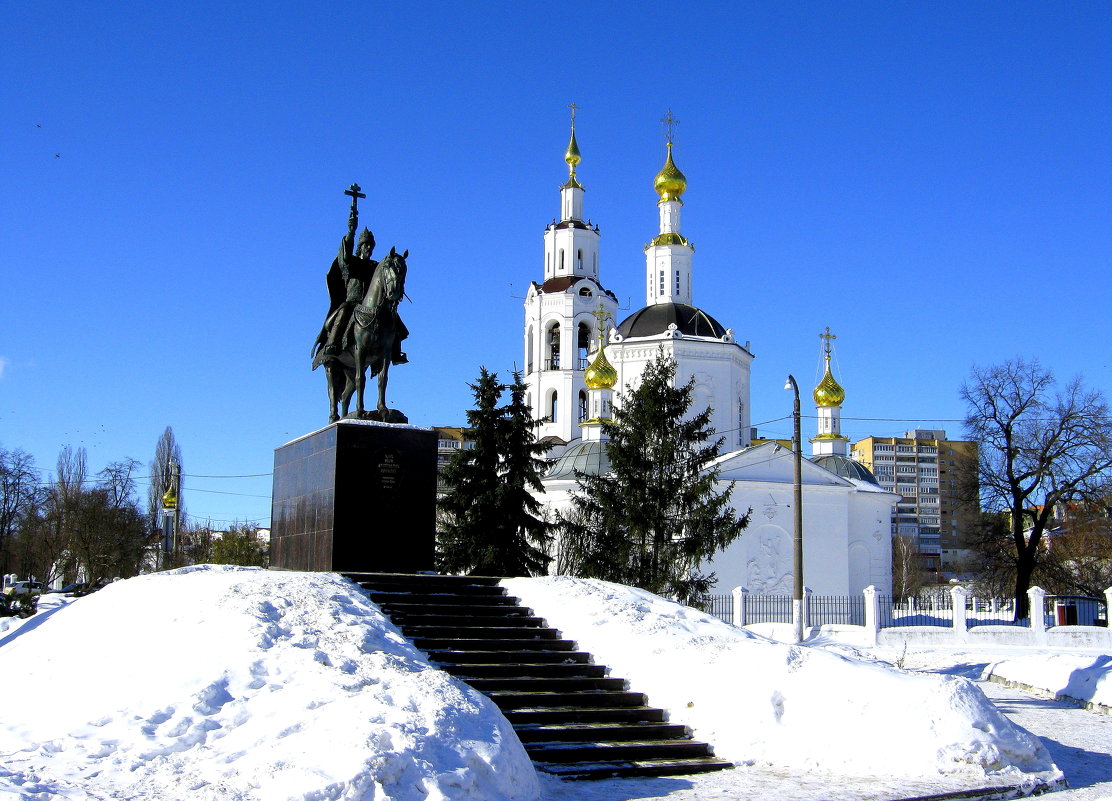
<box><xmin>503</xmin><ymin>576</ymin><xmax>1058</xmax><ymax>780</ymax></box>
<box><xmin>985</xmin><ymin>652</ymin><xmax>1112</xmax><ymax>709</ymax></box>
<box><xmin>0</xmin><ymin>567</ymin><xmax>539</xmax><ymax>801</ymax></box>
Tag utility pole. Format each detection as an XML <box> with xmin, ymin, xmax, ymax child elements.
<box><xmin>785</xmin><ymin>374</ymin><xmax>804</xmax><ymax>643</ymax></box>
<box><xmin>161</xmin><ymin>461</ymin><xmax>180</xmax><ymax>568</ymax></box>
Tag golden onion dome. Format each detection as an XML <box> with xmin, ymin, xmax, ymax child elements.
<box><xmin>813</xmin><ymin>360</ymin><xmax>846</xmax><ymax>407</ymax></box>
<box><xmin>162</xmin><ymin>487</ymin><xmax>178</xmax><ymax>510</ymax></box>
<box><xmin>654</xmin><ymin>142</ymin><xmax>687</xmax><ymax>202</ymax></box>
<box><xmin>565</xmin><ymin>129</ymin><xmax>581</xmax><ymax>170</ymax></box>
<box><xmin>562</xmin><ymin>128</ymin><xmax>584</xmax><ymax>190</ymax></box>
<box><xmin>584</xmin><ymin>344</ymin><xmax>617</xmax><ymax>390</ymax></box>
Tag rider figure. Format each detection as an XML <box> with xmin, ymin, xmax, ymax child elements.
<box><xmin>313</xmin><ymin>209</ymin><xmax>408</xmax><ymax>369</ymax></box>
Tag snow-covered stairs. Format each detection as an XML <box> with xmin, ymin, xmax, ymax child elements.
<box><xmin>347</xmin><ymin>572</ymin><xmax>732</xmax><ymax>780</ymax></box>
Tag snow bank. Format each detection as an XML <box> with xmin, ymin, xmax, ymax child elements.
<box><xmin>503</xmin><ymin>576</ymin><xmax>1057</xmax><ymax>781</ymax></box>
<box><xmin>0</xmin><ymin>567</ymin><xmax>539</xmax><ymax>801</ymax></box>
<box><xmin>985</xmin><ymin>652</ymin><xmax>1112</xmax><ymax>709</ymax></box>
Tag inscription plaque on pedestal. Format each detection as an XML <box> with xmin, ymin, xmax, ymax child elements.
<box><xmin>269</xmin><ymin>421</ymin><xmax>436</xmax><ymax>572</ymax></box>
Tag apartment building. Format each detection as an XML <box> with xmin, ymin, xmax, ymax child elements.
<box><xmin>433</xmin><ymin>426</ymin><xmax>472</xmax><ymax>494</ymax></box>
<box><xmin>852</xmin><ymin>429</ymin><xmax>978</xmax><ymax>577</ymax></box>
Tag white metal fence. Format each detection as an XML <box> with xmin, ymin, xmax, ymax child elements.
<box><xmin>698</xmin><ymin>585</ymin><xmax>1112</xmax><ymax>648</ymax></box>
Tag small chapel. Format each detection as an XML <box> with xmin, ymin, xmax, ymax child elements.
<box><xmin>523</xmin><ymin>113</ymin><xmax>897</xmax><ymax>596</ymax></box>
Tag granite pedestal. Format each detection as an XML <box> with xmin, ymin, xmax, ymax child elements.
<box><xmin>269</xmin><ymin>421</ymin><xmax>436</xmax><ymax>572</ymax></box>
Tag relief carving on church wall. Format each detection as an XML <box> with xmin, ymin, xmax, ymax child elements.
<box><xmin>746</xmin><ymin>524</ymin><xmax>792</xmax><ymax>594</ymax></box>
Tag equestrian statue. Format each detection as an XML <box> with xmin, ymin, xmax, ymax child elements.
<box><xmin>312</xmin><ymin>183</ymin><xmax>410</xmax><ymax>424</ymax></box>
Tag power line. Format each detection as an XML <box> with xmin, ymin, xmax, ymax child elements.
<box><xmin>183</xmin><ymin>472</ymin><xmax>272</xmax><ymax>479</ymax></box>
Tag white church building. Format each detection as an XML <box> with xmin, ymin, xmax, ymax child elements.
<box><xmin>524</xmin><ymin>116</ymin><xmax>897</xmax><ymax>596</ymax></box>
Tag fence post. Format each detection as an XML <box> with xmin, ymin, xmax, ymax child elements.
<box><xmin>950</xmin><ymin>585</ymin><xmax>969</xmax><ymax>643</ymax></box>
<box><xmin>1028</xmin><ymin>586</ymin><xmax>1047</xmax><ymax>646</ymax></box>
<box><xmin>1104</xmin><ymin>587</ymin><xmax>1112</xmax><ymax>649</ymax></box>
<box><xmin>802</xmin><ymin>586</ymin><xmax>812</xmax><ymax>631</ymax></box>
<box><xmin>732</xmin><ymin>586</ymin><xmax>747</xmax><ymax>627</ymax></box>
<box><xmin>863</xmin><ymin>585</ymin><xmax>879</xmax><ymax>645</ymax></box>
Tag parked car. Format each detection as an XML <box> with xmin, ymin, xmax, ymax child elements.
<box><xmin>3</xmin><ymin>580</ymin><xmax>45</xmax><ymax>596</ymax></box>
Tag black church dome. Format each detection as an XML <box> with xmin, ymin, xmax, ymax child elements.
<box><xmin>615</xmin><ymin>303</ymin><xmax>727</xmax><ymax>339</ymax></box>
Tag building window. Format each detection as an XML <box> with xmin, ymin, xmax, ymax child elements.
<box><xmin>559</xmin><ymin>249</ymin><xmax>565</xmax><ymax>271</ymax></box>
<box><xmin>526</xmin><ymin>326</ymin><xmax>534</xmax><ymax>373</ymax></box>
<box><xmin>577</xmin><ymin>249</ymin><xmax>583</xmax><ymax>270</ymax></box>
<box><xmin>550</xmin><ymin>391</ymin><xmax>558</xmax><ymax>423</ymax></box>
<box><xmin>659</xmin><ymin>271</ymin><xmax>664</xmax><ymax>296</ymax></box>
<box><xmin>578</xmin><ymin>390</ymin><xmax>588</xmax><ymax>422</ymax></box>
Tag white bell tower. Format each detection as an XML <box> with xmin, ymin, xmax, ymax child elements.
<box><xmin>644</xmin><ymin>111</ymin><xmax>694</xmax><ymax>307</ymax></box>
<box><xmin>523</xmin><ymin>106</ymin><xmax>618</xmax><ymax>448</ymax></box>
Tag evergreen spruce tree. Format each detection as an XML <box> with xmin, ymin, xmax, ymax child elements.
<box><xmin>437</xmin><ymin>369</ymin><xmax>554</xmax><ymax>576</ymax></box>
<box><xmin>564</xmin><ymin>351</ymin><xmax>748</xmax><ymax>604</ymax></box>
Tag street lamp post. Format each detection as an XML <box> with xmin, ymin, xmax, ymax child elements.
<box><xmin>785</xmin><ymin>374</ymin><xmax>804</xmax><ymax>643</ymax></box>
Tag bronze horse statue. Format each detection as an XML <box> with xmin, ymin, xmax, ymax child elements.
<box><xmin>320</xmin><ymin>247</ymin><xmax>408</xmax><ymax>423</ymax></box>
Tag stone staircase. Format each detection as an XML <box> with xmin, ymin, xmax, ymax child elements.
<box><xmin>346</xmin><ymin>572</ymin><xmax>731</xmax><ymax>780</ymax></box>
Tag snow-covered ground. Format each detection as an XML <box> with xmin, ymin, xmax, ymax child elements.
<box><xmin>3</xmin><ymin>569</ymin><xmax>1108</xmax><ymax>800</ymax></box>
<box><xmin>0</xmin><ymin>567</ymin><xmax>537</xmax><ymax>801</ymax></box>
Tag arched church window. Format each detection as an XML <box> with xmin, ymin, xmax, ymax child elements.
<box><xmin>526</xmin><ymin>327</ymin><xmax>534</xmax><ymax>373</ymax></box>
<box><xmin>578</xmin><ymin>390</ymin><xmax>588</xmax><ymax>422</ymax></box>
<box><xmin>577</xmin><ymin>249</ymin><xmax>583</xmax><ymax>270</ymax></box>
<box><xmin>550</xmin><ymin>390</ymin><xmax>558</xmax><ymax>423</ymax></box>
<box><xmin>577</xmin><ymin>322</ymin><xmax>591</xmax><ymax>370</ymax></box>
<box><xmin>547</xmin><ymin>322</ymin><xmax>560</xmax><ymax>369</ymax></box>
<box><xmin>559</xmin><ymin>249</ymin><xmax>565</xmax><ymax>271</ymax></box>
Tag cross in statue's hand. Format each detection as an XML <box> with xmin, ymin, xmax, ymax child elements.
<box><xmin>345</xmin><ymin>183</ymin><xmax>366</xmax><ymax>231</ymax></box>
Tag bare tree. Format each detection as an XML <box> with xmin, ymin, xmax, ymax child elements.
<box><xmin>961</xmin><ymin>358</ymin><xmax>1112</xmax><ymax>618</ymax></box>
<box><xmin>0</xmin><ymin>447</ymin><xmax>41</xmax><ymax>576</ymax></box>
<box><xmin>148</xmin><ymin>426</ymin><xmax>184</xmax><ymax>565</ymax></box>
<box><xmin>1039</xmin><ymin>498</ymin><xmax>1112</xmax><ymax>598</ymax></box>
<box><xmin>891</xmin><ymin>533</ymin><xmax>927</xmax><ymax>602</ymax></box>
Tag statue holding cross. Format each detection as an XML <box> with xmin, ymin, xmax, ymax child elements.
<box><xmin>312</xmin><ymin>183</ymin><xmax>409</xmax><ymax>373</ymax></box>
<box><xmin>312</xmin><ymin>182</ymin><xmax>412</xmax><ymax>423</ymax></box>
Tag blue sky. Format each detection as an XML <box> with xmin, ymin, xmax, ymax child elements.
<box><xmin>2</xmin><ymin>2</ymin><xmax>1109</xmax><ymax>527</ymax></box>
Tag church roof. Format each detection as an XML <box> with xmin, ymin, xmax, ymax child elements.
<box><xmin>615</xmin><ymin>302</ymin><xmax>727</xmax><ymax>339</ymax></box>
<box><xmin>546</xmin><ymin>439</ymin><xmax>610</xmax><ymax>480</ymax></box>
<box><xmin>810</xmin><ymin>454</ymin><xmax>880</xmax><ymax>486</ymax></box>
<box><xmin>537</xmin><ymin>276</ymin><xmax>616</xmax><ymax>298</ymax></box>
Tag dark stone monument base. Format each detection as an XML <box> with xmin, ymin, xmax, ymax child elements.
<box><xmin>269</xmin><ymin>420</ymin><xmax>436</xmax><ymax>573</ymax></box>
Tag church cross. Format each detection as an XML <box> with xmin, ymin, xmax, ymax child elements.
<box><xmin>820</xmin><ymin>326</ymin><xmax>837</xmax><ymax>356</ymax></box>
<box><xmin>568</xmin><ymin>102</ymin><xmax>579</xmax><ymax>129</ymax></box>
<box><xmin>591</xmin><ymin>303</ymin><xmax>612</xmax><ymax>342</ymax></box>
<box><xmin>661</xmin><ymin>109</ymin><xmax>680</xmax><ymax>145</ymax></box>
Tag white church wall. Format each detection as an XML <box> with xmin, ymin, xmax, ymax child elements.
<box><xmin>608</xmin><ymin>337</ymin><xmax>752</xmax><ymax>452</ymax></box>
<box><xmin>539</xmin><ymin>464</ymin><xmax>895</xmax><ymax>598</ymax></box>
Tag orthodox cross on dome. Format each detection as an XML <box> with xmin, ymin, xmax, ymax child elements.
<box><xmin>591</xmin><ymin>303</ymin><xmax>612</xmax><ymax>342</ymax></box>
<box><xmin>661</xmin><ymin>109</ymin><xmax>680</xmax><ymax>146</ymax></box>
<box><xmin>820</xmin><ymin>326</ymin><xmax>837</xmax><ymax>357</ymax></box>
<box><xmin>568</xmin><ymin>102</ymin><xmax>579</xmax><ymax>129</ymax></box>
